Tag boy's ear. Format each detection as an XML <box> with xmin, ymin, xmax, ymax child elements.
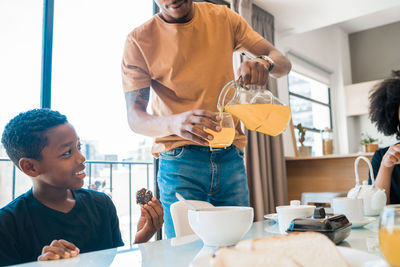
<box><xmin>19</xmin><ymin>158</ymin><xmax>41</xmax><ymax>177</ymax></box>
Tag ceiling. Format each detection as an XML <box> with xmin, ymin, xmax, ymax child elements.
<box><xmin>253</xmin><ymin>0</ymin><xmax>400</xmax><ymax>36</ymax></box>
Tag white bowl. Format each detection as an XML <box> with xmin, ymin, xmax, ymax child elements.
<box><xmin>188</xmin><ymin>206</ymin><xmax>254</xmax><ymax>247</ymax></box>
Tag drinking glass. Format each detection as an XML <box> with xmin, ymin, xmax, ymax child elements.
<box><xmin>204</xmin><ymin>112</ymin><xmax>235</xmax><ymax>148</ymax></box>
<box><xmin>379</xmin><ymin>205</ymin><xmax>400</xmax><ymax>266</ymax></box>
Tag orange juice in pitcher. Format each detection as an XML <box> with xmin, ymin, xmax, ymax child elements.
<box><xmin>224</xmin><ymin>103</ymin><xmax>291</xmax><ymax>136</ymax></box>
<box><xmin>218</xmin><ymin>79</ymin><xmax>291</xmax><ymax>136</ymax></box>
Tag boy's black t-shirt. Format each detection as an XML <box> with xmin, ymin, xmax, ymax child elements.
<box><xmin>370</xmin><ymin>145</ymin><xmax>400</xmax><ymax>204</ymax></box>
<box><xmin>0</xmin><ymin>188</ymin><xmax>124</xmax><ymax>266</ymax></box>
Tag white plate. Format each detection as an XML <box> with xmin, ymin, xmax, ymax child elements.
<box><xmin>263</xmin><ymin>213</ymin><xmax>278</xmax><ymax>223</ymax></box>
<box><xmin>351</xmin><ymin>217</ymin><xmax>376</xmax><ymax>228</ymax></box>
<box><xmin>190</xmin><ymin>245</ymin><xmax>388</xmax><ymax>267</ymax></box>
<box><xmin>338</xmin><ymin>246</ymin><xmax>388</xmax><ymax>267</ymax></box>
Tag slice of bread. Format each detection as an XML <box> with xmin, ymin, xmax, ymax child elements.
<box><xmin>212</xmin><ymin>232</ymin><xmax>349</xmax><ymax>267</ymax></box>
<box><xmin>212</xmin><ymin>247</ymin><xmax>301</xmax><ymax>267</ymax></box>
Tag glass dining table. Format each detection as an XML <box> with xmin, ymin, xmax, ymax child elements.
<box><xmin>14</xmin><ymin>219</ymin><xmax>388</xmax><ymax>267</ymax></box>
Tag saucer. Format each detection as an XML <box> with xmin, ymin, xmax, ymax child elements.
<box><xmin>263</xmin><ymin>213</ymin><xmax>278</xmax><ymax>223</ymax></box>
<box><xmin>350</xmin><ymin>217</ymin><xmax>376</xmax><ymax>228</ymax></box>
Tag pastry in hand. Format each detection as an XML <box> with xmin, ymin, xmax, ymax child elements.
<box><xmin>136</xmin><ymin>188</ymin><xmax>153</xmax><ymax>206</ymax></box>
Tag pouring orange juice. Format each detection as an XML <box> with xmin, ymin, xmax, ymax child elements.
<box><xmin>224</xmin><ymin>103</ymin><xmax>291</xmax><ymax>136</ymax></box>
<box><xmin>217</xmin><ymin>78</ymin><xmax>291</xmax><ymax>136</ymax></box>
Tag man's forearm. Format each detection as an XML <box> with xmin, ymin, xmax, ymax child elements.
<box><xmin>125</xmin><ymin>88</ymin><xmax>176</xmax><ymax>138</ymax></box>
<box><xmin>268</xmin><ymin>49</ymin><xmax>292</xmax><ymax>78</ymax></box>
<box><xmin>246</xmin><ymin>39</ymin><xmax>292</xmax><ymax>79</ymax></box>
<box><xmin>127</xmin><ymin>109</ymin><xmax>174</xmax><ymax>138</ymax></box>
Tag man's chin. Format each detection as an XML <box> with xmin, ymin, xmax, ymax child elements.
<box><xmin>168</xmin><ymin>8</ymin><xmax>193</xmax><ymax>22</ymax></box>
<box><xmin>165</xmin><ymin>0</ymin><xmax>192</xmax><ymax>22</ymax></box>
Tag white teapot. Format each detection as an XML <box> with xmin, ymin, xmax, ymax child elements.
<box><xmin>347</xmin><ymin>156</ymin><xmax>387</xmax><ymax>216</ymax></box>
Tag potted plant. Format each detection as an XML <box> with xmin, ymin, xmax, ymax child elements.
<box><xmin>360</xmin><ymin>133</ymin><xmax>379</xmax><ymax>153</ymax></box>
<box><xmin>296</xmin><ymin>123</ymin><xmax>312</xmax><ymax>156</ymax></box>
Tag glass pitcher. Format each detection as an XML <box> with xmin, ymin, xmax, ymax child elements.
<box><xmin>217</xmin><ymin>78</ymin><xmax>291</xmax><ymax>136</ymax></box>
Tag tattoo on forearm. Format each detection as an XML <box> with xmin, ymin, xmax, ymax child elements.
<box><xmin>126</xmin><ymin>87</ymin><xmax>150</xmax><ymax>110</ymax></box>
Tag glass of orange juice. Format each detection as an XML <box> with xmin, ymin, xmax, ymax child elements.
<box><xmin>204</xmin><ymin>112</ymin><xmax>235</xmax><ymax>149</ymax></box>
<box><xmin>379</xmin><ymin>205</ymin><xmax>400</xmax><ymax>266</ymax></box>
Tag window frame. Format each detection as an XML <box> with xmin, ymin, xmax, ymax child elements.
<box><xmin>286</xmin><ymin>50</ymin><xmax>334</xmax><ymax>157</ymax></box>
<box><xmin>288</xmin><ymin>78</ymin><xmax>333</xmax><ymax>134</ymax></box>
<box><xmin>286</xmin><ymin>52</ymin><xmax>333</xmax><ymax>151</ymax></box>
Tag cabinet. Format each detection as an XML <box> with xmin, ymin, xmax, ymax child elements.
<box><xmin>285</xmin><ymin>153</ymin><xmax>374</xmax><ymax>201</ymax></box>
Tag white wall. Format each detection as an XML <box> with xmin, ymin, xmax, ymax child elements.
<box><xmin>275</xmin><ymin>25</ymin><xmax>352</xmax><ymax>156</ymax></box>
<box><xmin>347</xmin><ymin>114</ymin><xmax>398</xmax><ymax>153</ymax></box>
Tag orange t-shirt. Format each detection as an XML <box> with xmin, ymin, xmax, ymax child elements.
<box><xmin>122</xmin><ymin>2</ymin><xmax>264</xmax><ymax>155</ymax></box>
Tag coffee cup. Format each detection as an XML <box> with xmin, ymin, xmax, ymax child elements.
<box><xmin>276</xmin><ymin>200</ymin><xmax>315</xmax><ymax>234</ymax></box>
<box><xmin>332</xmin><ymin>197</ymin><xmax>364</xmax><ymax>222</ymax></box>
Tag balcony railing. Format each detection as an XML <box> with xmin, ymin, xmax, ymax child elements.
<box><xmin>0</xmin><ymin>157</ymin><xmax>155</xmax><ymax>245</ymax></box>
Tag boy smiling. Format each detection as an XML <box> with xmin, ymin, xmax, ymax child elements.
<box><xmin>0</xmin><ymin>109</ymin><xmax>163</xmax><ymax>266</ymax></box>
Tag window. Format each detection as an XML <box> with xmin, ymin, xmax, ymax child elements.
<box><xmin>0</xmin><ymin>0</ymin><xmax>43</xmax><ymax>206</ymax></box>
<box><xmin>287</xmin><ymin>53</ymin><xmax>332</xmax><ymax>156</ymax></box>
<box><xmin>51</xmin><ymin>0</ymin><xmax>154</xmax><ymax>244</ymax></box>
<box><xmin>51</xmin><ymin>0</ymin><xmax>154</xmax><ymax>163</ymax></box>
<box><xmin>0</xmin><ymin>0</ymin><xmax>155</xmax><ymax>243</ymax></box>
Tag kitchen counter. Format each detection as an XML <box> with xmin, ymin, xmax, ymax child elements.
<box><xmin>286</xmin><ymin>152</ymin><xmax>374</xmax><ymax>161</ymax></box>
<box><xmin>285</xmin><ymin>152</ymin><xmax>375</xmax><ymax>201</ymax></box>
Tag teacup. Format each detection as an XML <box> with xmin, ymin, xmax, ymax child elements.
<box><xmin>276</xmin><ymin>200</ymin><xmax>315</xmax><ymax>234</ymax></box>
<box><xmin>332</xmin><ymin>197</ymin><xmax>364</xmax><ymax>222</ymax></box>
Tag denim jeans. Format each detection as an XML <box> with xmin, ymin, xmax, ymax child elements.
<box><xmin>157</xmin><ymin>145</ymin><xmax>249</xmax><ymax>238</ymax></box>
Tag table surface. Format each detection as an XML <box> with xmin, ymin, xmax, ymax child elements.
<box><xmin>15</xmin><ymin>218</ymin><xmax>385</xmax><ymax>267</ymax></box>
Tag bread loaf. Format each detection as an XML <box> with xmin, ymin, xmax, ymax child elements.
<box><xmin>212</xmin><ymin>232</ymin><xmax>348</xmax><ymax>267</ymax></box>
<box><xmin>212</xmin><ymin>247</ymin><xmax>300</xmax><ymax>267</ymax></box>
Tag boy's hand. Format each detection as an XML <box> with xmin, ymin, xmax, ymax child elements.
<box><xmin>135</xmin><ymin>197</ymin><xmax>164</xmax><ymax>243</ymax></box>
<box><xmin>37</xmin><ymin>240</ymin><xmax>80</xmax><ymax>261</ymax></box>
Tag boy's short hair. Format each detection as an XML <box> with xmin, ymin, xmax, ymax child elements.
<box><xmin>369</xmin><ymin>70</ymin><xmax>400</xmax><ymax>140</ymax></box>
<box><xmin>1</xmin><ymin>109</ymin><xmax>68</xmax><ymax>167</ymax></box>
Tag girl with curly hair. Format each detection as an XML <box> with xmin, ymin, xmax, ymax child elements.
<box><xmin>369</xmin><ymin>70</ymin><xmax>400</xmax><ymax>203</ymax></box>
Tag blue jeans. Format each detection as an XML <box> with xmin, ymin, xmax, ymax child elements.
<box><xmin>157</xmin><ymin>145</ymin><xmax>249</xmax><ymax>238</ymax></box>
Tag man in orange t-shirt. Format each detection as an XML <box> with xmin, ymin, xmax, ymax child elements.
<box><xmin>122</xmin><ymin>0</ymin><xmax>291</xmax><ymax>238</ymax></box>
